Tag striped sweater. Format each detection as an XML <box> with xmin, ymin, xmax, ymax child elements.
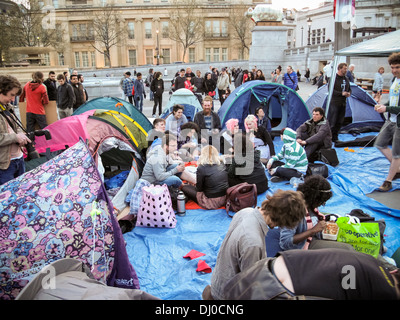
<box><xmin>271</xmin><ymin>128</ymin><xmax>308</xmax><ymax>174</ymax></box>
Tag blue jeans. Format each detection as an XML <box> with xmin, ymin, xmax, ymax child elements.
<box><xmin>0</xmin><ymin>157</ymin><xmax>25</xmax><ymax>185</ymax></box>
<box><xmin>158</xmin><ymin>164</ymin><xmax>182</xmax><ymax>188</ymax></box>
<box><xmin>135</xmin><ymin>95</ymin><xmax>143</xmax><ymax>112</ymax></box>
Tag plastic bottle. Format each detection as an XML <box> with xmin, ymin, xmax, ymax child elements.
<box><xmin>289</xmin><ymin>177</ymin><xmax>303</xmax><ymax>189</ymax></box>
<box><xmin>176</xmin><ymin>191</ymin><xmax>186</xmax><ymax>216</ymax></box>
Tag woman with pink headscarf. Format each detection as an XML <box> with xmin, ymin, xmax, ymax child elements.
<box><xmin>220</xmin><ymin>118</ymin><xmax>239</xmax><ymax>156</ymax></box>
<box><xmin>244</xmin><ymin>114</ymin><xmax>275</xmax><ymax>164</ymax></box>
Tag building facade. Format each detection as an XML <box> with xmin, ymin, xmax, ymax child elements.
<box><xmin>41</xmin><ymin>0</ymin><xmax>262</xmax><ymax>69</ymax></box>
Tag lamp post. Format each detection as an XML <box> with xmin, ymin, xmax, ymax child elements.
<box><xmin>307</xmin><ymin>17</ymin><xmax>312</xmax><ymax>46</ymax></box>
<box><xmin>156</xmin><ymin>29</ymin><xmax>160</xmax><ymax>65</ymax></box>
<box><xmin>301</xmin><ymin>26</ymin><xmax>304</xmax><ymax>47</ymax></box>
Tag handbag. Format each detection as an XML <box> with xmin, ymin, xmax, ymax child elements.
<box><xmin>136</xmin><ymin>184</ymin><xmax>177</xmax><ymax>228</ymax></box>
<box><xmin>306</xmin><ymin>162</ymin><xmax>329</xmax><ymax>178</ymax></box>
<box><xmin>336</xmin><ymin>216</ymin><xmax>381</xmax><ymax>258</ymax></box>
<box><xmin>225</xmin><ymin>182</ymin><xmax>257</xmax><ymax>217</ymax></box>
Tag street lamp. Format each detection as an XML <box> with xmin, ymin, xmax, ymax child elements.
<box><xmin>156</xmin><ymin>29</ymin><xmax>160</xmax><ymax>65</ymax></box>
<box><xmin>307</xmin><ymin>17</ymin><xmax>312</xmax><ymax>46</ymax></box>
<box><xmin>301</xmin><ymin>26</ymin><xmax>304</xmax><ymax>47</ymax></box>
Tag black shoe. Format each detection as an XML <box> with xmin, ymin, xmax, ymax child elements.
<box><xmin>270</xmin><ymin>176</ymin><xmax>284</xmax><ymax>183</ymax></box>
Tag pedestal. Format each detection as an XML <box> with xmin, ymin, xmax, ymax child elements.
<box><xmin>249</xmin><ymin>24</ymin><xmax>288</xmax><ymax>75</ymax></box>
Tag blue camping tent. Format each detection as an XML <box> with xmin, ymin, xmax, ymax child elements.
<box><xmin>218</xmin><ymin>80</ymin><xmax>311</xmax><ymax>134</ymax></box>
<box><xmin>306</xmin><ymin>84</ymin><xmax>385</xmax><ymax>131</ymax></box>
<box><xmin>160</xmin><ymin>89</ymin><xmax>202</xmax><ymax>122</ymax></box>
<box><xmin>73</xmin><ymin>96</ymin><xmax>153</xmax><ymax>133</ymax></box>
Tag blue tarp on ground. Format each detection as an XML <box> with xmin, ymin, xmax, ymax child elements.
<box><xmin>123</xmin><ymin>132</ymin><xmax>400</xmax><ymax>300</ymax></box>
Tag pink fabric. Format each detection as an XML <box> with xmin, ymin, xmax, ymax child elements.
<box><xmin>34</xmin><ymin>110</ymin><xmax>94</xmax><ymax>154</ymax></box>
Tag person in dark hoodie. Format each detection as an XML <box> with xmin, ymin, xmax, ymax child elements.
<box><xmin>150</xmin><ymin>71</ymin><xmax>164</xmax><ymax>117</ymax></box>
<box><xmin>227</xmin><ymin>132</ymin><xmax>269</xmax><ymax>194</ymax></box>
<box><xmin>19</xmin><ymin>71</ymin><xmax>49</xmax><ymax>133</ymax></box>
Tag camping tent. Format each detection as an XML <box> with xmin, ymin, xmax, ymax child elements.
<box><xmin>218</xmin><ymin>80</ymin><xmax>311</xmax><ymax>134</ymax></box>
<box><xmin>0</xmin><ymin>139</ymin><xmax>140</xmax><ymax>300</ymax></box>
<box><xmin>33</xmin><ymin>110</ymin><xmax>146</xmax><ymax>211</ymax></box>
<box><xmin>306</xmin><ymin>83</ymin><xmax>385</xmax><ymax>131</ymax></box>
<box><xmin>160</xmin><ymin>89</ymin><xmax>202</xmax><ymax>122</ymax></box>
<box><xmin>73</xmin><ymin>96</ymin><xmax>153</xmax><ymax>133</ymax></box>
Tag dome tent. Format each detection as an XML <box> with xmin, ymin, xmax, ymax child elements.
<box><xmin>306</xmin><ymin>83</ymin><xmax>385</xmax><ymax>132</ymax></box>
<box><xmin>160</xmin><ymin>88</ymin><xmax>203</xmax><ymax>122</ymax></box>
<box><xmin>218</xmin><ymin>80</ymin><xmax>311</xmax><ymax>136</ymax></box>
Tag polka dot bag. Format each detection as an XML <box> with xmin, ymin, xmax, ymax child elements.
<box><xmin>136</xmin><ymin>184</ymin><xmax>177</xmax><ymax>228</ymax></box>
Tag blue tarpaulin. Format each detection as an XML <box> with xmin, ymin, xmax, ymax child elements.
<box><xmin>124</xmin><ymin>132</ymin><xmax>400</xmax><ymax>300</ymax></box>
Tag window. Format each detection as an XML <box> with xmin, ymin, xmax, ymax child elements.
<box><xmin>129</xmin><ymin>50</ymin><xmax>137</xmax><ymax>66</ymax></box>
<box><xmin>205</xmin><ymin>21</ymin><xmax>212</xmax><ymax>35</ymax></box>
<box><xmin>205</xmin><ymin>48</ymin><xmax>211</xmax><ymax>62</ymax></box>
<box><xmin>189</xmin><ymin>48</ymin><xmax>195</xmax><ymax>63</ymax></box>
<box><xmin>162</xmin><ymin>48</ymin><xmax>170</xmax><ymax>64</ymax></box>
<box><xmin>74</xmin><ymin>52</ymin><xmax>80</xmax><ymax>68</ymax></box>
<box><xmin>104</xmin><ymin>51</ymin><xmax>110</xmax><ymax>67</ymax></box>
<box><xmin>58</xmin><ymin>52</ymin><xmax>65</xmax><ymax>66</ymax></box>
<box><xmin>82</xmin><ymin>51</ymin><xmax>89</xmax><ymax>67</ymax></box>
<box><xmin>145</xmin><ymin>49</ymin><xmax>153</xmax><ymax>64</ymax></box>
<box><xmin>128</xmin><ymin>22</ymin><xmax>135</xmax><ymax>39</ymax></box>
<box><xmin>205</xmin><ymin>20</ymin><xmax>227</xmax><ymax>37</ymax></box>
<box><xmin>43</xmin><ymin>53</ymin><xmax>50</xmax><ymax>66</ymax></box>
<box><xmin>100</xmin><ymin>0</ymin><xmax>107</xmax><ymax>6</ymax></box>
<box><xmin>213</xmin><ymin>21</ymin><xmax>220</xmax><ymax>37</ymax></box>
<box><xmin>91</xmin><ymin>52</ymin><xmax>96</xmax><ymax>67</ymax></box>
<box><xmin>126</xmin><ymin>0</ymin><xmax>132</xmax><ymax>2</ymax></box>
<box><xmin>222</xmin><ymin>48</ymin><xmax>227</xmax><ymax>61</ymax></box>
<box><xmin>53</xmin><ymin>0</ymin><xmax>59</xmax><ymax>9</ymax></box>
<box><xmin>213</xmin><ymin>48</ymin><xmax>219</xmax><ymax>62</ymax></box>
<box><xmin>161</xmin><ymin>21</ymin><xmax>169</xmax><ymax>38</ymax></box>
<box><xmin>221</xmin><ymin>21</ymin><xmax>228</xmax><ymax>37</ymax></box>
<box><xmin>145</xmin><ymin>22</ymin><xmax>152</xmax><ymax>39</ymax></box>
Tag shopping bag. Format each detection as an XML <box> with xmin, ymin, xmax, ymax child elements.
<box><xmin>136</xmin><ymin>184</ymin><xmax>177</xmax><ymax>228</ymax></box>
<box><xmin>336</xmin><ymin>216</ymin><xmax>381</xmax><ymax>258</ymax></box>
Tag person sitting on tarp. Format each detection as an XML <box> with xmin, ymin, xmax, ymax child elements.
<box><xmin>141</xmin><ymin>134</ymin><xmax>193</xmax><ymax>188</ymax></box>
<box><xmin>267</xmin><ymin>128</ymin><xmax>308</xmax><ymax>182</ymax></box>
<box><xmin>219</xmin><ymin>118</ymin><xmax>239</xmax><ymax>158</ymax></box>
<box><xmin>296</xmin><ymin>107</ymin><xmax>332</xmax><ymax>162</ymax></box>
<box><xmin>181</xmin><ymin>145</ymin><xmax>228</xmax><ymax>210</ymax></box>
<box><xmin>226</xmin><ymin>132</ymin><xmax>269</xmax><ymax>194</ymax></box>
<box><xmin>203</xmin><ymin>190</ymin><xmax>307</xmax><ymax>300</ymax></box>
<box><xmin>221</xmin><ymin>248</ymin><xmax>400</xmax><ymax>300</ymax></box>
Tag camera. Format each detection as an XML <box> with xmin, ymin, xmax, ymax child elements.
<box><xmin>24</xmin><ymin>129</ymin><xmax>52</xmax><ymax>160</ymax></box>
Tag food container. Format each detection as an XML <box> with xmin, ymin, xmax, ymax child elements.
<box><xmin>322</xmin><ymin>221</ymin><xmax>339</xmax><ymax>241</ymax></box>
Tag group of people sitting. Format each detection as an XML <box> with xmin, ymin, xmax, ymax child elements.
<box><xmin>140</xmin><ymin>94</ymin><xmax>335</xmax><ymax>212</ymax></box>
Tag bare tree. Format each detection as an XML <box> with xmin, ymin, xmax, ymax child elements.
<box><xmin>167</xmin><ymin>0</ymin><xmax>204</xmax><ymax>62</ymax></box>
<box><xmin>91</xmin><ymin>4</ymin><xmax>126</xmax><ymax>66</ymax></box>
<box><xmin>228</xmin><ymin>3</ymin><xmax>253</xmax><ymax>59</ymax></box>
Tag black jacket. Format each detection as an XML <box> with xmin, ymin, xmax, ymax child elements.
<box><xmin>150</xmin><ymin>78</ymin><xmax>164</xmax><ymax>96</ymax></box>
<box><xmin>196</xmin><ymin>164</ymin><xmax>229</xmax><ymax>198</ymax></box>
<box><xmin>57</xmin><ymin>82</ymin><xmax>75</xmax><ymax>110</ymax></box>
<box><xmin>43</xmin><ymin>78</ymin><xmax>58</xmax><ymax>101</ymax></box>
<box><xmin>204</xmin><ymin>78</ymin><xmax>216</xmax><ymax>93</ymax></box>
<box><xmin>174</xmin><ymin>76</ymin><xmax>185</xmax><ymax>91</ymax></box>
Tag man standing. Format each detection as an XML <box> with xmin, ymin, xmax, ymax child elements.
<box><xmin>173</xmin><ymin>69</ymin><xmax>186</xmax><ymax>91</ymax></box>
<box><xmin>122</xmin><ymin>71</ymin><xmax>134</xmax><ymax>104</ymax></box>
<box><xmin>133</xmin><ymin>73</ymin><xmax>146</xmax><ymax>112</ymax></box>
<box><xmin>327</xmin><ymin>62</ymin><xmax>351</xmax><ymax>142</ymax></box>
<box><xmin>216</xmin><ymin>67</ymin><xmax>230</xmax><ymax>105</ymax></box>
<box><xmin>56</xmin><ymin>74</ymin><xmax>75</xmax><ymax>119</ymax></box>
<box><xmin>283</xmin><ymin>65</ymin><xmax>298</xmax><ymax>91</ymax></box>
<box><xmin>346</xmin><ymin>64</ymin><xmax>355</xmax><ymax>83</ymax></box>
<box><xmin>70</xmin><ymin>74</ymin><xmax>85</xmax><ymax>112</ymax></box>
<box><xmin>296</xmin><ymin>107</ymin><xmax>332</xmax><ymax>162</ymax></box>
<box><xmin>374</xmin><ymin>52</ymin><xmax>400</xmax><ymax>192</ymax></box>
<box><xmin>206</xmin><ymin>190</ymin><xmax>307</xmax><ymax>300</ymax></box>
<box><xmin>0</xmin><ymin>75</ymin><xmax>31</xmax><ymax>185</ymax></box>
<box><xmin>193</xmin><ymin>95</ymin><xmax>221</xmax><ymax>146</ymax></box>
<box><xmin>78</xmin><ymin>74</ymin><xmax>88</xmax><ymax>102</ymax></box>
<box><xmin>19</xmin><ymin>71</ymin><xmax>49</xmax><ymax>133</ymax></box>
<box><xmin>43</xmin><ymin>71</ymin><xmax>58</xmax><ymax>101</ymax></box>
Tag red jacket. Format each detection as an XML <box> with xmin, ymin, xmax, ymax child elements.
<box><xmin>20</xmin><ymin>82</ymin><xmax>49</xmax><ymax>115</ymax></box>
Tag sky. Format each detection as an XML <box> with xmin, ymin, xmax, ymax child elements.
<box><xmin>272</xmin><ymin>0</ymin><xmax>332</xmax><ymax>10</ymax></box>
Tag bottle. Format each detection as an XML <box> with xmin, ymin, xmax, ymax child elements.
<box><xmin>176</xmin><ymin>191</ymin><xmax>186</xmax><ymax>216</ymax></box>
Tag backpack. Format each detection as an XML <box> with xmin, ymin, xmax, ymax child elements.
<box><xmin>225</xmin><ymin>183</ymin><xmax>257</xmax><ymax>217</ymax></box>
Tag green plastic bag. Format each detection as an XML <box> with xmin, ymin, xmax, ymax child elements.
<box><xmin>336</xmin><ymin>216</ymin><xmax>381</xmax><ymax>258</ymax></box>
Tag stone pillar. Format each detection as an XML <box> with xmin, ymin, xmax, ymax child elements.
<box><xmin>249</xmin><ymin>22</ymin><xmax>288</xmax><ymax>74</ymax></box>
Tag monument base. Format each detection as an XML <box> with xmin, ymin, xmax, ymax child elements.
<box><xmin>248</xmin><ymin>24</ymin><xmax>288</xmax><ymax>76</ymax></box>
